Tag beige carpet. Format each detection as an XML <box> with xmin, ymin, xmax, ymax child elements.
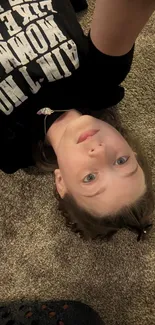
<box><xmin>0</xmin><ymin>2</ymin><xmax>155</xmax><ymax>325</ymax></box>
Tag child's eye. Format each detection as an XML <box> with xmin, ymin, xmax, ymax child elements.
<box><xmin>115</xmin><ymin>156</ymin><xmax>129</xmax><ymax>166</ymax></box>
<box><xmin>83</xmin><ymin>173</ymin><xmax>96</xmax><ymax>183</ymax></box>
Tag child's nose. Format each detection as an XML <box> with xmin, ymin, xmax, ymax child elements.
<box><xmin>88</xmin><ymin>142</ymin><xmax>105</xmax><ymax>157</ymax></box>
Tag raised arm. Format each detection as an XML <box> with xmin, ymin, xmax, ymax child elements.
<box><xmin>91</xmin><ymin>0</ymin><xmax>155</xmax><ymax>56</ymax></box>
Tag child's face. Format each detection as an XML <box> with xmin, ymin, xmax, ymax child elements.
<box><xmin>54</xmin><ymin>114</ymin><xmax>146</xmax><ymax>215</ymax></box>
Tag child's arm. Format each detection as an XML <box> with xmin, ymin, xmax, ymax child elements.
<box><xmin>91</xmin><ymin>0</ymin><xmax>155</xmax><ymax>56</ymax></box>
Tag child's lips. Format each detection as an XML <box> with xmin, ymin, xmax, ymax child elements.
<box><xmin>77</xmin><ymin>129</ymin><xmax>99</xmax><ymax>143</ymax></box>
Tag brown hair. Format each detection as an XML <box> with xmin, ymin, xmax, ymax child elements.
<box><xmin>33</xmin><ymin>109</ymin><xmax>154</xmax><ymax>240</ymax></box>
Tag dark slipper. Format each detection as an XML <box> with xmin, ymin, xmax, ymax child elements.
<box><xmin>0</xmin><ymin>300</ymin><xmax>105</xmax><ymax>325</ymax></box>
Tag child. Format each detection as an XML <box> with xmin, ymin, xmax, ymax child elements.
<box><xmin>0</xmin><ymin>0</ymin><xmax>154</xmax><ymax>239</ymax></box>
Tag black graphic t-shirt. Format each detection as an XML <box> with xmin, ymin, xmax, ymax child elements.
<box><xmin>0</xmin><ymin>0</ymin><xmax>88</xmax><ymax>172</ymax></box>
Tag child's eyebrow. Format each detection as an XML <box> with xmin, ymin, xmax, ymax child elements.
<box><xmin>82</xmin><ymin>186</ymin><xmax>106</xmax><ymax>198</ymax></box>
<box><xmin>124</xmin><ymin>164</ymin><xmax>138</xmax><ymax>178</ymax></box>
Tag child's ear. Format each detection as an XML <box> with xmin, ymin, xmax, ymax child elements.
<box><xmin>54</xmin><ymin>169</ymin><xmax>67</xmax><ymax>198</ymax></box>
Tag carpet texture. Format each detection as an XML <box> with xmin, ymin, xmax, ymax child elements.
<box><xmin>0</xmin><ymin>2</ymin><xmax>155</xmax><ymax>325</ymax></box>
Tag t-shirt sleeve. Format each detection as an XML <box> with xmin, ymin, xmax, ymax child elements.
<box><xmin>70</xmin><ymin>0</ymin><xmax>88</xmax><ymax>12</ymax></box>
